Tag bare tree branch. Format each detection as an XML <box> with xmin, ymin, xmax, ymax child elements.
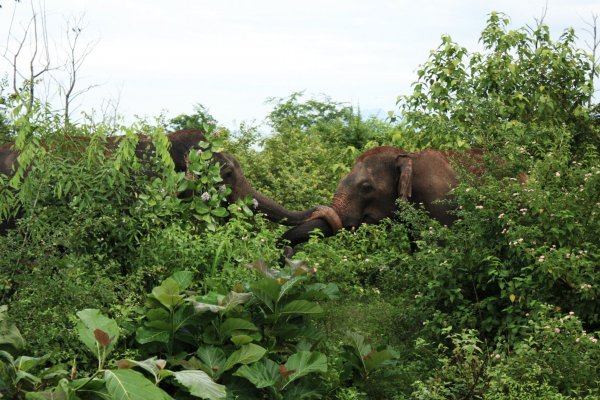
<box><xmin>583</xmin><ymin>14</ymin><xmax>600</xmax><ymax>105</ymax></box>
<box><xmin>58</xmin><ymin>15</ymin><xmax>98</xmax><ymax>127</ymax></box>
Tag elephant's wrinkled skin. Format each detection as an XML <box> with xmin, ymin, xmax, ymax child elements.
<box><xmin>282</xmin><ymin>146</ymin><xmax>485</xmax><ymax>246</ymax></box>
<box><xmin>0</xmin><ymin>129</ymin><xmax>340</xmax><ymax>233</ymax></box>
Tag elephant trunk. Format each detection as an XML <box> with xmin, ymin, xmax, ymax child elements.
<box><xmin>246</xmin><ymin>186</ymin><xmax>342</xmax><ymax>231</ymax></box>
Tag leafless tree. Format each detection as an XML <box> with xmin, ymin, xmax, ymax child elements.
<box><xmin>2</xmin><ymin>1</ymin><xmax>98</xmax><ymax>126</ymax></box>
<box><xmin>57</xmin><ymin>15</ymin><xmax>98</xmax><ymax>128</ymax></box>
<box><xmin>2</xmin><ymin>1</ymin><xmax>53</xmax><ymax>114</ymax></box>
<box><xmin>583</xmin><ymin>14</ymin><xmax>600</xmax><ymax>105</ymax></box>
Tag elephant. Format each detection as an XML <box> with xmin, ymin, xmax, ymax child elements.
<box><xmin>0</xmin><ymin>129</ymin><xmax>341</xmax><ymax>233</ymax></box>
<box><xmin>281</xmin><ymin>146</ymin><xmax>486</xmax><ymax>247</ymax></box>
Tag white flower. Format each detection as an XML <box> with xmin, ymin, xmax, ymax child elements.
<box><xmin>201</xmin><ymin>192</ymin><xmax>210</xmax><ymax>201</ymax></box>
<box><xmin>498</xmin><ymin>213</ymin><xmax>505</xmax><ymax>219</ymax></box>
<box><xmin>252</xmin><ymin>198</ymin><xmax>259</xmax><ymax>209</ymax></box>
<box><xmin>475</xmin><ymin>205</ymin><xmax>484</xmax><ymax>209</ymax></box>
<box><xmin>555</xmin><ymin>171</ymin><xmax>561</xmax><ymax>177</ymax></box>
<box><xmin>219</xmin><ymin>184</ymin><xmax>227</xmax><ymax>193</ymax></box>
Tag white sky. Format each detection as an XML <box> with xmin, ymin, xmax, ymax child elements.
<box><xmin>1</xmin><ymin>0</ymin><xmax>600</xmax><ymax>131</ymax></box>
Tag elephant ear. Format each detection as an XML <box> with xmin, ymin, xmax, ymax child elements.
<box><xmin>396</xmin><ymin>154</ymin><xmax>413</xmax><ymax>200</ymax></box>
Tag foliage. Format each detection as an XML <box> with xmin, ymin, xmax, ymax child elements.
<box><xmin>232</xmin><ymin>92</ymin><xmax>395</xmax><ymax>210</ymax></box>
<box><xmin>0</xmin><ymin>265</ymin><xmax>337</xmax><ymax>399</ymax></box>
<box><xmin>168</xmin><ymin>104</ymin><xmax>218</xmax><ymax>132</ymax></box>
<box><xmin>412</xmin><ymin>307</ymin><xmax>600</xmax><ymax>399</ymax></box>
<box><xmin>0</xmin><ymin>10</ymin><xmax>599</xmax><ymax>400</ymax></box>
<box><xmin>394</xmin><ymin>12</ymin><xmax>598</xmax><ymax>153</ymax></box>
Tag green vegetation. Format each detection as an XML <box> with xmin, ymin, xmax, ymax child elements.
<box><xmin>1</xmin><ymin>12</ymin><xmax>599</xmax><ymax>399</ymax></box>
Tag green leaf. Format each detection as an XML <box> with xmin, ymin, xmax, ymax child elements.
<box><xmin>210</xmin><ymin>207</ymin><xmax>229</xmax><ymax>218</ymax></box>
<box><xmin>277</xmin><ymin>276</ymin><xmax>307</xmax><ymax>302</ymax></box>
<box><xmin>0</xmin><ymin>306</ymin><xmax>25</xmax><ymax>351</ymax></box>
<box><xmin>104</xmin><ymin>369</ymin><xmax>172</xmax><ymax>400</ymax></box>
<box><xmin>151</xmin><ymin>278</ymin><xmax>184</xmax><ymax>310</ymax></box>
<box><xmin>283</xmin><ymin>380</ymin><xmax>326</xmax><ymax>400</ymax></box>
<box><xmin>170</xmin><ymin>271</ymin><xmax>195</xmax><ymax>291</ymax></box>
<box><xmin>250</xmin><ymin>279</ymin><xmax>281</xmax><ymax>311</ymax></box>
<box><xmin>219</xmin><ymin>292</ymin><xmax>253</xmax><ymax>315</ymax></box>
<box><xmin>221</xmin><ymin>318</ymin><xmax>258</xmax><ymax>338</ymax></box>
<box><xmin>233</xmin><ymin>358</ymin><xmax>279</xmax><ymax>389</ymax></box>
<box><xmin>223</xmin><ymin>343</ymin><xmax>267</xmax><ymax>372</ymax></box>
<box><xmin>187</xmin><ymin>300</ymin><xmax>224</xmax><ymax>313</ymax></box>
<box><xmin>173</xmin><ymin>305</ymin><xmax>198</xmax><ymax>331</ymax></box>
<box><xmin>231</xmin><ymin>335</ymin><xmax>254</xmax><ymax>346</ymax></box>
<box><xmin>14</xmin><ymin>354</ymin><xmax>50</xmax><ymax>372</ymax></box>
<box><xmin>305</xmin><ymin>283</ymin><xmax>340</xmax><ymax>300</ymax></box>
<box><xmin>364</xmin><ymin>349</ymin><xmax>396</xmax><ymax>372</ymax></box>
<box><xmin>196</xmin><ymin>346</ymin><xmax>226</xmax><ymax>379</ymax></box>
<box><xmin>135</xmin><ymin>326</ymin><xmax>170</xmax><ymax>345</ymax></box>
<box><xmin>283</xmin><ymin>352</ymin><xmax>327</xmax><ymax>388</ymax></box>
<box><xmin>172</xmin><ymin>370</ymin><xmax>226</xmax><ymax>400</ymax></box>
<box><xmin>280</xmin><ymin>300</ymin><xmax>323</xmax><ymax>316</ymax></box>
<box><xmin>118</xmin><ymin>357</ymin><xmax>167</xmax><ymax>383</ymax></box>
<box><xmin>346</xmin><ymin>331</ymin><xmax>371</xmax><ymax>358</ymax></box>
<box><xmin>76</xmin><ymin>309</ymin><xmax>119</xmax><ymax>358</ymax></box>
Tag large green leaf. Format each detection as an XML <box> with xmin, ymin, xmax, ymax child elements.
<box><xmin>283</xmin><ymin>380</ymin><xmax>326</xmax><ymax>400</ymax></box>
<box><xmin>230</xmin><ymin>335</ymin><xmax>254</xmax><ymax>346</ymax></box>
<box><xmin>219</xmin><ymin>292</ymin><xmax>252</xmax><ymax>315</ymax></box>
<box><xmin>279</xmin><ymin>300</ymin><xmax>323</xmax><ymax>316</ymax></box>
<box><xmin>69</xmin><ymin>377</ymin><xmax>108</xmax><ymax>398</ymax></box>
<box><xmin>346</xmin><ymin>331</ymin><xmax>370</xmax><ymax>358</ymax></box>
<box><xmin>223</xmin><ymin>343</ymin><xmax>267</xmax><ymax>372</ymax></box>
<box><xmin>76</xmin><ymin>309</ymin><xmax>119</xmax><ymax>358</ymax></box>
<box><xmin>196</xmin><ymin>346</ymin><xmax>226</xmax><ymax>379</ymax></box>
<box><xmin>151</xmin><ymin>278</ymin><xmax>184</xmax><ymax>310</ymax></box>
<box><xmin>282</xmin><ymin>352</ymin><xmax>327</xmax><ymax>388</ymax></box>
<box><xmin>187</xmin><ymin>293</ymin><xmax>225</xmax><ymax>314</ymax></box>
<box><xmin>104</xmin><ymin>369</ymin><xmax>171</xmax><ymax>400</ymax></box>
<box><xmin>250</xmin><ymin>279</ymin><xmax>280</xmax><ymax>311</ymax></box>
<box><xmin>304</xmin><ymin>283</ymin><xmax>340</xmax><ymax>301</ymax></box>
<box><xmin>277</xmin><ymin>276</ymin><xmax>306</xmax><ymax>302</ymax></box>
<box><xmin>364</xmin><ymin>348</ymin><xmax>396</xmax><ymax>372</ymax></box>
<box><xmin>135</xmin><ymin>326</ymin><xmax>170</xmax><ymax>345</ymax></box>
<box><xmin>169</xmin><ymin>271</ymin><xmax>195</xmax><ymax>291</ymax></box>
<box><xmin>0</xmin><ymin>305</ymin><xmax>25</xmax><ymax>351</ymax></box>
<box><xmin>14</xmin><ymin>354</ymin><xmax>50</xmax><ymax>372</ymax></box>
<box><xmin>172</xmin><ymin>370</ymin><xmax>226</xmax><ymax>400</ymax></box>
<box><xmin>233</xmin><ymin>358</ymin><xmax>279</xmax><ymax>389</ymax></box>
<box><xmin>118</xmin><ymin>357</ymin><xmax>167</xmax><ymax>383</ymax></box>
<box><xmin>173</xmin><ymin>305</ymin><xmax>198</xmax><ymax>331</ymax></box>
<box><xmin>221</xmin><ymin>318</ymin><xmax>258</xmax><ymax>338</ymax></box>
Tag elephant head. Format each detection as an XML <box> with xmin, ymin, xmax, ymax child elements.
<box><xmin>282</xmin><ymin>146</ymin><xmax>483</xmax><ymax>246</ymax></box>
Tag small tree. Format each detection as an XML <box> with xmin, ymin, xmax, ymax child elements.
<box><xmin>394</xmin><ymin>12</ymin><xmax>599</xmax><ymax>153</ymax></box>
<box><xmin>168</xmin><ymin>103</ymin><xmax>217</xmax><ymax>131</ymax></box>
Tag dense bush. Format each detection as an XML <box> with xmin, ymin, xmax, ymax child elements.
<box><xmin>0</xmin><ymin>11</ymin><xmax>599</xmax><ymax>399</ymax></box>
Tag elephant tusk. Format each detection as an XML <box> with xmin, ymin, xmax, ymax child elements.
<box><xmin>307</xmin><ymin>206</ymin><xmax>343</xmax><ymax>233</ymax></box>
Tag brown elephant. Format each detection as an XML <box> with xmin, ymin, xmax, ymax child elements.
<box><xmin>0</xmin><ymin>129</ymin><xmax>341</xmax><ymax>233</ymax></box>
<box><xmin>281</xmin><ymin>146</ymin><xmax>485</xmax><ymax>246</ymax></box>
